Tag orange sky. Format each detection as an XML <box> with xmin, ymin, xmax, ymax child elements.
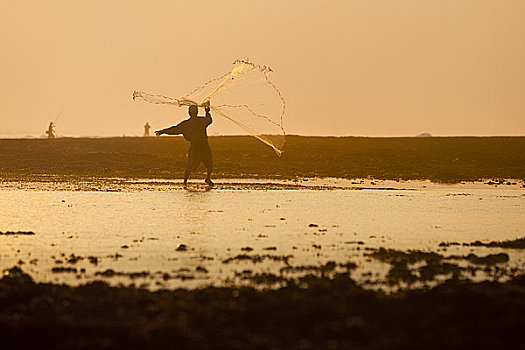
<box><xmin>1</xmin><ymin>0</ymin><xmax>524</xmax><ymax>137</ymax></box>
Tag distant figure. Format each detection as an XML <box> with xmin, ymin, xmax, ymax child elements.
<box><xmin>155</xmin><ymin>104</ymin><xmax>214</xmax><ymax>187</ymax></box>
<box><xmin>46</xmin><ymin>122</ymin><xmax>55</xmax><ymax>139</ymax></box>
<box><xmin>144</xmin><ymin>122</ymin><xmax>151</xmax><ymax>137</ymax></box>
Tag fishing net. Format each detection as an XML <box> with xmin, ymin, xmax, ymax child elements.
<box><xmin>133</xmin><ymin>59</ymin><xmax>286</xmax><ymax>155</ymax></box>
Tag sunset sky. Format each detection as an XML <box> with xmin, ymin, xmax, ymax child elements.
<box><xmin>1</xmin><ymin>0</ymin><xmax>524</xmax><ymax>137</ymax></box>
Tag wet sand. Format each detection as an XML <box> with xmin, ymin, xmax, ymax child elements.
<box><xmin>1</xmin><ymin>136</ymin><xmax>525</xmax><ymax>182</ymax></box>
<box><xmin>1</xmin><ymin>180</ymin><xmax>524</xmax><ymax>349</ymax></box>
<box><xmin>1</xmin><ymin>179</ymin><xmax>524</xmax><ymax>290</ymax></box>
<box><xmin>1</xmin><ymin>137</ymin><xmax>525</xmax><ymax>348</ymax></box>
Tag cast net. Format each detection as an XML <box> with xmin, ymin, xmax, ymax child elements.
<box><xmin>133</xmin><ymin>59</ymin><xmax>286</xmax><ymax>155</ymax></box>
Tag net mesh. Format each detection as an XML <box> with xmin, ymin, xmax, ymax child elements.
<box><xmin>133</xmin><ymin>59</ymin><xmax>286</xmax><ymax>155</ymax></box>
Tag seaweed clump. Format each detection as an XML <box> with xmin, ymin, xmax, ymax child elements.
<box><xmin>440</xmin><ymin>237</ymin><xmax>525</xmax><ymax>249</ymax></box>
<box><xmin>367</xmin><ymin>248</ymin><xmax>512</xmax><ymax>285</ymax></box>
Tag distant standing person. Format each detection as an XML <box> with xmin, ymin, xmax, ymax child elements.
<box><xmin>144</xmin><ymin>122</ymin><xmax>151</xmax><ymax>137</ymax></box>
<box><xmin>46</xmin><ymin>122</ymin><xmax>55</xmax><ymax>139</ymax></box>
<box><xmin>155</xmin><ymin>103</ymin><xmax>214</xmax><ymax>187</ymax></box>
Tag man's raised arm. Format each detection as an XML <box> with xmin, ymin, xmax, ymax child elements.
<box><xmin>205</xmin><ymin>106</ymin><xmax>212</xmax><ymax>126</ymax></box>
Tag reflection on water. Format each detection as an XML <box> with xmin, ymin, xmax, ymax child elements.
<box><xmin>0</xmin><ymin>179</ymin><xmax>524</xmax><ymax>289</ymax></box>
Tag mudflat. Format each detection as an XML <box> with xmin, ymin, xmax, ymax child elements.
<box><xmin>2</xmin><ymin>136</ymin><xmax>525</xmax><ymax>349</ymax></box>
<box><xmin>1</xmin><ymin>136</ymin><xmax>524</xmax><ymax>182</ymax></box>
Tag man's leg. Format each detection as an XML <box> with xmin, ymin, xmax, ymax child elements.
<box><xmin>205</xmin><ymin>165</ymin><xmax>214</xmax><ymax>186</ymax></box>
<box><xmin>204</xmin><ymin>147</ymin><xmax>214</xmax><ymax>186</ymax></box>
<box><xmin>184</xmin><ymin>146</ymin><xmax>196</xmax><ymax>187</ymax></box>
<box><xmin>183</xmin><ymin>168</ymin><xmax>190</xmax><ymax>187</ymax></box>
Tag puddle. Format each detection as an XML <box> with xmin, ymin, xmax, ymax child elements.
<box><xmin>1</xmin><ymin>178</ymin><xmax>524</xmax><ymax>289</ymax></box>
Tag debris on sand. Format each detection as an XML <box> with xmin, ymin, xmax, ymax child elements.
<box><xmin>280</xmin><ymin>261</ymin><xmax>339</xmax><ymax>274</ymax></box>
<box><xmin>93</xmin><ymin>269</ymin><xmax>198</xmax><ymax>281</ymax></box>
<box><xmin>439</xmin><ymin>237</ymin><xmax>525</xmax><ymax>249</ymax></box>
<box><xmin>345</xmin><ymin>241</ymin><xmax>364</xmax><ymax>245</ymax></box>
<box><xmin>439</xmin><ymin>241</ymin><xmax>461</xmax><ymax>247</ymax></box>
<box><xmin>339</xmin><ymin>262</ymin><xmax>358</xmax><ymax>270</ymax></box>
<box><xmin>107</xmin><ymin>253</ymin><xmax>123</xmax><ymax>260</ymax></box>
<box><xmin>235</xmin><ymin>271</ymin><xmax>290</xmax><ymax>286</ymax></box>
<box><xmin>465</xmin><ymin>253</ymin><xmax>509</xmax><ymax>265</ymax></box>
<box><xmin>468</xmin><ymin>237</ymin><xmax>525</xmax><ymax>249</ymax></box>
<box><xmin>96</xmin><ymin>269</ymin><xmax>117</xmax><ymax>278</ymax></box>
<box><xmin>196</xmin><ymin>266</ymin><xmax>209</xmax><ymax>273</ymax></box>
<box><xmin>67</xmin><ymin>254</ymin><xmax>83</xmax><ymax>264</ymax></box>
<box><xmin>0</xmin><ymin>231</ymin><xmax>35</xmax><ymax>235</ymax></box>
<box><xmin>367</xmin><ymin>248</ymin><xmax>513</xmax><ymax>284</ymax></box>
<box><xmin>88</xmin><ymin>256</ymin><xmax>99</xmax><ymax>265</ymax></box>
<box><xmin>222</xmin><ymin>254</ymin><xmax>291</xmax><ymax>264</ymax></box>
<box><xmin>368</xmin><ymin>248</ymin><xmax>443</xmax><ymax>265</ymax></box>
<box><xmin>95</xmin><ymin>269</ymin><xmax>151</xmax><ymax>279</ymax></box>
<box><xmin>52</xmin><ymin>267</ymin><xmax>78</xmax><ymax>274</ymax></box>
<box><xmin>232</xmin><ymin>261</ymin><xmax>360</xmax><ymax>286</ymax></box>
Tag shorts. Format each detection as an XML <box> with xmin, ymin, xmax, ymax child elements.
<box><xmin>186</xmin><ymin>144</ymin><xmax>213</xmax><ymax>172</ymax></box>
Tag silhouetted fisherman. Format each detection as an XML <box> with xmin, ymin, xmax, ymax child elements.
<box><xmin>46</xmin><ymin>122</ymin><xmax>55</xmax><ymax>139</ymax></box>
<box><xmin>144</xmin><ymin>122</ymin><xmax>151</xmax><ymax>137</ymax></box>
<box><xmin>155</xmin><ymin>104</ymin><xmax>214</xmax><ymax>187</ymax></box>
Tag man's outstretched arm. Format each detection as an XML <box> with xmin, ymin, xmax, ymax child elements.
<box><xmin>155</xmin><ymin>123</ymin><xmax>184</xmax><ymax>136</ymax></box>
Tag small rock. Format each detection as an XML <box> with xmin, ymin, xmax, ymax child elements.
<box><xmin>176</xmin><ymin>244</ymin><xmax>188</xmax><ymax>252</ymax></box>
<box><xmin>196</xmin><ymin>266</ymin><xmax>208</xmax><ymax>273</ymax></box>
<box><xmin>98</xmin><ymin>269</ymin><xmax>116</xmax><ymax>277</ymax></box>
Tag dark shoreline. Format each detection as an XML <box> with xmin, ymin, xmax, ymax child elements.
<box><xmin>1</xmin><ymin>267</ymin><xmax>524</xmax><ymax>349</ymax></box>
<box><xmin>1</xmin><ymin>136</ymin><xmax>525</xmax><ymax>183</ymax></box>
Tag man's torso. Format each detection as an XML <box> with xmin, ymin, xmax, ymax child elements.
<box><xmin>182</xmin><ymin>117</ymin><xmax>211</xmax><ymax>148</ymax></box>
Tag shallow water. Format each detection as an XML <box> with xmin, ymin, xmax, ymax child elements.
<box><xmin>1</xmin><ymin>178</ymin><xmax>524</xmax><ymax>289</ymax></box>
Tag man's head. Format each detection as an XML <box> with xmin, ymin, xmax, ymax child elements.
<box><xmin>188</xmin><ymin>105</ymin><xmax>198</xmax><ymax>118</ymax></box>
